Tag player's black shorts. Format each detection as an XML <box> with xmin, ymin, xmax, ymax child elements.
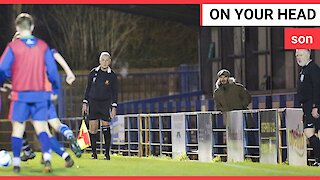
<box><xmin>302</xmin><ymin>101</ymin><xmax>320</xmax><ymax>131</ymax></box>
<box><xmin>88</xmin><ymin>99</ymin><xmax>111</xmax><ymax>122</ymax></box>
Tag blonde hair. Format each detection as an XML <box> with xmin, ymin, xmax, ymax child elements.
<box><xmin>15</xmin><ymin>13</ymin><xmax>34</xmax><ymax>31</ymax></box>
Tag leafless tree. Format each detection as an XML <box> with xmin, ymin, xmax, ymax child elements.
<box><xmin>38</xmin><ymin>5</ymin><xmax>143</xmax><ymax>69</ymax></box>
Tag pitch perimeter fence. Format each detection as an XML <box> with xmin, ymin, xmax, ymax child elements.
<box><xmin>0</xmin><ymin>108</ymin><xmax>312</xmax><ymax>166</ymax></box>
<box><xmin>64</xmin><ymin>108</ymin><xmax>310</xmax><ymax>166</ymax></box>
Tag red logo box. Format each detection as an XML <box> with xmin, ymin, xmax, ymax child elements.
<box><xmin>285</xmin><ymin>28</ymin><xmax>320</xmax><ymax>49</ymax></box>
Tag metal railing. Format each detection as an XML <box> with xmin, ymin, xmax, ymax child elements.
<box><xmin>58</xmin><ymin>65</ymin><xmax>200</xmax><ymax>118</ymax></box>
<box><xmin>104</xmin><ymin>109</ymin><xmax>309</xmax><ymax>165</ymax></box>
<box><xmin>0</xmin><ymin>108</ymin><xmax>313</xmax><ymax>166</ymax></box>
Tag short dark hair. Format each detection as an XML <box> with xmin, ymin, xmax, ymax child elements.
<box><xmin>15</xmin><ymin>13</ymin><xmax>34</xmax><ymax>31</ymax></box>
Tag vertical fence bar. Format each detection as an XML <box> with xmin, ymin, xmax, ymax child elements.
<box><xmin>277</xmin><ymin>111</ymin><xmax>282</xmax><ymax>163</ymax></box>
<box><xmin>159</xmin><ymin>115</ymin><xmax>163</xmax><ymax>154</ymax></box>
<box><xmin>145</xmin><ymin>115</ymin><xmax>150</xmax><ymax>156</ymax></box>
<box><xmin>138</xmin><ymin>115</ymin><xmax>143</xmax><ymax>157</ymax></box>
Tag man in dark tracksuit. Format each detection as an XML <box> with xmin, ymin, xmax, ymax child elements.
<box><xmin>82</xmin><ymin>51</ymin><xmax>118</xmax><ymax>160</ymax></box>
<box><xmin>296</xmin><ymin>49</ymin><xmax>320</xmax><ymax>166</ymax></box>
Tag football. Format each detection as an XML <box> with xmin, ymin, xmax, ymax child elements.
<box><xmin>0</xmin><ymin>150</ymin><xmax>12</xmax><ymax>167</ymax></box>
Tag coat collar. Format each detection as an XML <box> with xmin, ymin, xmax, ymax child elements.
<box><xmin>94</xmin><ymin>66</ymin><xmax>111</xmax><ymax>73</ymax></box>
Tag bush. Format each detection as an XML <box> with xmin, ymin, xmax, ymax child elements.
<box><xmin>212</xmin><ymin>155</ymin><xmax>222</xmax><ymax>163</ymax></box>
<box><xmin>174</xmin><ymin>152</ymin><xmax>189</xmax><ymax>161</ymax></box>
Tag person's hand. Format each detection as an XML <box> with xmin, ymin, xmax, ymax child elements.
<box><xmin>0</xmin><ymin>83</ymin><xmax>12</xmax><ymax>92</ymax></box>
<box><xmin>82</xmin><ymin>103</ymin><xmax>88</xmax><ymax>116</ymax></box>
<box><xmin>3</xmin><ymin>83</ymin><xmax>12</xmax><ymax>89</ymax></box>
<box><xmin>51</xmin><ymin>94</ymin><xmax>58</xmax><ymax>101</ymax></box>
<box><xmin>66</xmin><ymin>73</ymin><xmax>76</xmax><ymax>85</ymax></box>
<box><xmin>110</xmin><ymin>107</ymin><xmax>117</xmax><ymax>119</ymax></box>
<box><xmin>312</xmin><ymin>107</ymin><xmax>319</xmax><ymax>119</ymax></box>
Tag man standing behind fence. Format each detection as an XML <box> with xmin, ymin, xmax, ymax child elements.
<box><xmin>213</xmin><ymin>69</ymin><xmax>254</xmax><ymax>157</ymax></box>
<box><xmin>213</xmin><ymin>69</ymin><xmax>251</xmax><ymax>112</ymax></box>
<box><xmin>82</xmin><ymin>52</ymin><xmax>118</xmax><ymax>160</ymax></box>
<box><xmin>296</xmin><ymin>49</ymin><xmax>320</xmax><ymax>166</ymax></box>
<box><xmin>0</xmin><ymin>13</ymin><xmax>60</xmax><ymax>173</ymax></box>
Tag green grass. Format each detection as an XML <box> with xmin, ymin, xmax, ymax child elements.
<box><xmin>0</xmin><ymin>151</ymin><xmax>320</xmax><ymax>176</ymax></box>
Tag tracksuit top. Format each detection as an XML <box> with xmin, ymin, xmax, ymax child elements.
<box><xmin>0</xmin><ymin>36</ymin><xmax>60</xmax><ymax>102</ymax></box>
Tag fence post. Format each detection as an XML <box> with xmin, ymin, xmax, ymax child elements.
<box><xmin>197</xmin><ymin>112</ymin><xmax>213</xmax><ymax>162</ymax></box>
<box><xmin>226</xmin><ymin>111</ymin><xmax>244</xmax><ymax>162</ymax></box>
<box><xmin>171</xmin><ymin>113</ymin><xmax>186</xmax><ymax>159</ymax></box>
<box><xmin>285</xmin><ymin>108</ymin><xmax>307</xmax><ymax>166</ymax></box>
<box><xmin>259</xmin><ymin>110</ymin><xmax>278</xmax><ymax>164</ymax></box>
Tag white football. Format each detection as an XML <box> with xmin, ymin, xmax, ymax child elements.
<box><xmin>0</xmin><ymin>150</ymin><xmax>12</xmax><ymax>167</ymax></box>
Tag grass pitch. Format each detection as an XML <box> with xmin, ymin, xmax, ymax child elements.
<box><xmin>0</xmin><ymin>151</ymin><xmax>319</xmax><ymax>176</ymax></box>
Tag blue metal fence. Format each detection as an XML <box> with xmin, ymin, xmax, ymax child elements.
<box><xmin>117</xmin><ymin>92</ymin><xmax>301</xmax><ymax>115</ymax></box>
<box><xmin>58</xmin><ymin>65</ymin><xmax>200</xmax><ymax>118</ymax></box>
<box><xmin>117</xmin><ymin>91</ymin><xmax>203</xmax><ymax>115</ymax></box>
<box><xmin>55</xmin><ymin>63</ymin><xmax>301</xmax><ymax>117</ymax></box>
<box><xmin>250</xmin><ymin>93</ymin><xmax>300</xmax><ymax>109</ymax></box>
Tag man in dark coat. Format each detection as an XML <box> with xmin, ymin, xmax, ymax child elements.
<box><xmin>213</xmin><ymin>69</ymin><xmax>251</xmax><ymax>112</ymax></box>
<box><xmin>296</xmin><ymin>49</ymin><xmax>320</xmax><ymax>166</ymax></box>
<box><xmin>213</xmin><ymin>69</ymin><xmax>255</xmax><ymax>157</ymax></box>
